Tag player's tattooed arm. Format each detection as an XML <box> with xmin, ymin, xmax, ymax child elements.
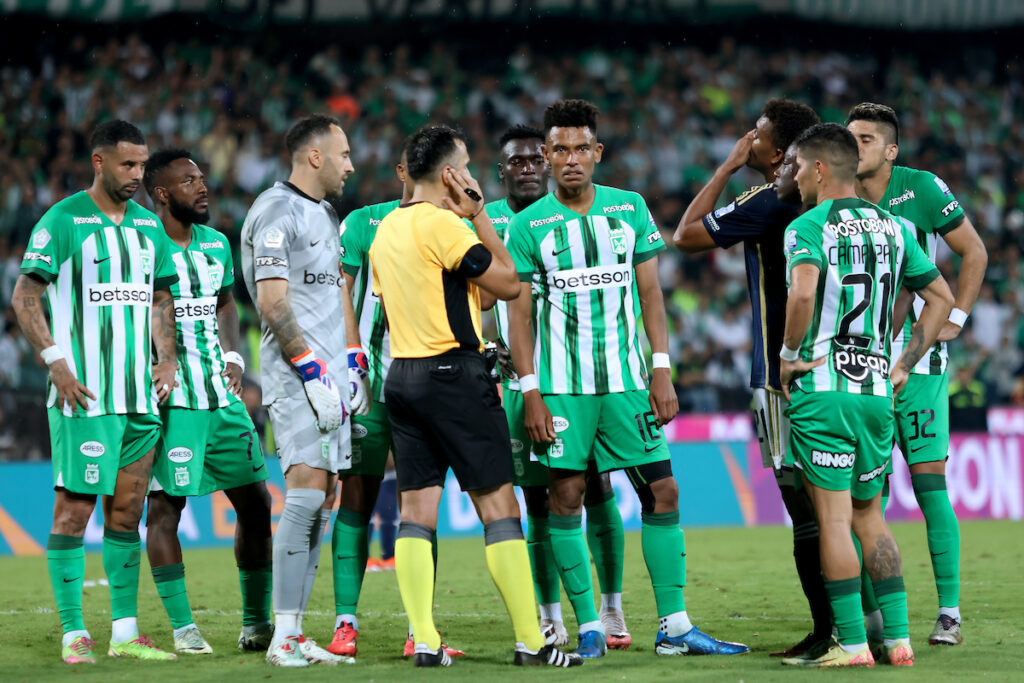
<box><xmin>12</xmin><ymin>273</ymin><xmax>96</xmax><ymax>411</ymax></box>
<box><xmin>151</xmin><ymin>289</ymin><xmax>180</xmax><ymax>402</ymax></box>
<box><xmin>256</xmin><ymin>278</ymin><xmax>310</xmax><ymax>360</ymax></box>
<box><xmin>891</xmin><ymin>274</ymin><xmax>953</xmax><ymax>395</ymax></box>
<box><xmin>636</xmin><ymin>257</ymin><xmax>678</xmax><ymax>425</ymax></box>
<box><xmin>865</xmin><ymin>534</ymin><xmax>903</xmax><ymax>581</ymax></box>
<box><xmin>217</xmin><ymin>289</ymin><xmax>243</xmax><ymax>395</ymax></box>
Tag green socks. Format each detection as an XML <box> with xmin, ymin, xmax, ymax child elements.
<box><xmin>873</xmin><ymin>576</ymin><xmax>909</xmax><ymax>640</ymax></box>
<box><xmin>549</xmin><ymin>513</ymin><xmax>599</xmax><ymax>626</ymax></box>
<box><xmin>102</xmin><ymin>528</ymin><xmax>141</xmax><ymax>621</ymax></box>
<box><xmin>332</xmin><ymin>507</ymin><xmax>370</xmax><ymax>616</ymax></box>
<box><xmin>913</xmin><ymin>473</ymin><xmax>960</xmax><ymax>608</ymax></box>
<box><xmin>640</xmin><ymin>511</ymin><xmax>686</xmax><ymax>616</ymax></box>
<box><xmin>585</xmin><ymin>492</ymin><xmax>624</xmax><ymax>595</ymax></box>
<box><xmin>526</xmin><ymin>514</ymin><xmax>561</xmax><ymax>606</ymax></box>
<box><xmin>238</xmin><ymin>559</ymin><xmax>273</xmax><ymax>626</ymax></box>
<box><xmin>826</xmin><ymin>577</ymin><xmax>866</xmax><ymax>645</ymax></box>
<box><xmin>47</xmin><ymin>534</ymin><xmax>86</xmax><ymax>633</ymax></box>
<box><xmin>152</xmin><ymin>562</ymin><xmax>193</xmax><ymax>630</ymax></box>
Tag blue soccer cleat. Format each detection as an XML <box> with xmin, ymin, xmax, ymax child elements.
<box><xmin>655</xmin><ymin>627</ymin><xmax>750</xmax><ymax>655</ymax></box>
<box><xmin>574</xmin><ymin>630</ymin><xmax>607</xmax><ymax>658</ymax></box>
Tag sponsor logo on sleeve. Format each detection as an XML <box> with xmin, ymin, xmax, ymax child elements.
<box><xmin>86</xmin><ymin>283</ymin><xmax>153</xmax><ymax>306</ymax></box>
<box><xmin>84</xmin><ymin>463</ymin><xmax>100</xmax><ymax>484</ymax></box>
<box><xmin>713</xmin><ymin>202</ymin><xmax>736</xmax><ymax>219</ymax></box>
<box><xmin>705</xmin><ymin>214</ymin><xmax>720</xmax><ymax>232</ymax></box>
<box><xmin>79</xmin><ymin>441</ymin><xmax>105</xmax><ymax>457</ymax></box>
<box><xmin>199</xmin><ymin>240</ymin><xmax>223</xmax><ymax>250</ymax></box>
<box><xmin>133</xmin><ymin>218</ymin><xmax>158</xmax><ymax>228</ymax></box>
<box><xmin>552</xmin><ymin>416</ymin><xmax>570</xmax><ymax>432</ymax></box>
<box><xmin>529</xmin><ymin>213</ymin><xmax>565</xmax><ymax>229</ymax></box>
<box><xmin>832</xmin><ymin>348</ymin><xmax>889</xmax><ymax>383</ymax></box>
<box><xmin>647</xmin><ymin>231</ymin><xmax>663</xmax><ymax>244</ymax></box>
<box><xmin>791</xmin><ymin>248</ymin><xmax>811</xmax><ymax>257</ymax></box>
<box><xmin>811</xmin><ymin>449</ymin><xmax>855</xmax><ymax>468</ymax></box>
<box><xmin>263</xmin><ymin>227</ymin><xmax>285</xmax><ymax>248</ymax></box>
<box><xmin>167</xmin><ymin>447</ymin><xmax>194</xmax><ymax>463</ymax></box>
<box><xmin>24</xmin><ymin>251</ymin><xmax>52</xmax><ymax>265</ymax></box>
<box><xmin>174</xmin><ymin>296</ymin><xmax>218</xmax><ymax>322</ymax></box>
<box><xmin>547</xmin><ymin>264</ymin><xmax>632</xmax><ymax>293</ymax></box>
<box><xmin>32</xmin><ymin>229</ymin><xmax>51</xmax><ymax>249</ymax></box>
<box><xmin>73</xmin><ymin>216</ymin><xmax>102</xmax><ymax>226</ymax></box>
<box><xmin>933</xmin><ymin>177</ymin><xmax>951</xmax><ymax>195</ymax></box>
<box><xmin>941</xmin><ymin>200</ymin><xmax>960</xmax><ymax>217</ymax></box>
<box><xmin>858</xmin><ymin>460</ymin><xmax>889</xmax><ymax>482</ymax></box>
<box><xmin>255</xmin><ymin>256</ymin><xmax>288</xmax><ymax>268</ymax></box>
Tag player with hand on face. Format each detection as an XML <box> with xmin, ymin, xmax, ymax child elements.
<box><xmin>241</xmin><ymin>114</ymin><xmax>367</xmax><ymax>667</ymax></box>
<box><xmin>13</xmin><ymin>120</ymin><xmax>179</xmax><ymax>663</ymax></box>
<box><xmin>848</xmin><ymin>103</ymin><xmax>987</xmax><ymax>648</ymax></box>
<box><xmin>143</xmin><ymin>149</ymin><xmax>274</xmax><ymax>656</ymax></box>
<box><xmin>507</xmin><ymin>99</ymin><xmax>748</xmax><ymax>658</ymax></box>
<box><xmin>779</xmin><ymin>123</ymin><xmax>953</xmax><ymax>668</ymax></box>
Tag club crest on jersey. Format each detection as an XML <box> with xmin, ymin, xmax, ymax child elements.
<box><xmin>832</xmin><ymin>348</ymin><xmax>889</xmax><ymax>383</ymax></box>
<box><xmin>140</xmin><ymin>248</ymin><xmax>153</xmax><ymax>274</ymax></box>
<box><xmin>208</xmin><ymin>262</ymin><xmax>224</xmax><ymax>291</ymax></box>
<box><xmin>548</xmin><ymin>438</ymin><xmax>564</xmax><ymax>458</ymax></box>
<box><xmin>32</xmin><ymin>229</ymin><xmax>51</xmax><ymax>249</ymax></box>
<box><xmin>84</xmin><ymin>463</ymin><xmax>100</xmax><ymax>484</ymax></box>
<box><xmin>608</xmin><ymin>226</ymin><xmax>629</xmax><ymax>255</ymax></box>
<box><xmin>174</xmin><ymin>467</ymin><xmax>190</xmax><ymax>487</ymax></box>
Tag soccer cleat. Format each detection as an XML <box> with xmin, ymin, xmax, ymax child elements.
<box><xmin>377</xmin><ymin>556</ymin><xmax>396</xmax><ymax>571</ymax></box>
<box><xmin>413</xmin><ymin>643</ymin><xmax>453</xmax><ymax>667</ymax></box>
<box><xmin>540</xmin><ymin>618</ymin><xmax>569</xmax><ymax>647</ymax></box>
<box><xmin>929</xmin><ymin>614</ymin><xmax>963</xmax><ymax>646</ymax></box>
<box><xmin>62</xmin><ymin>635</ymin><xmax>96</xmax><ymax>664</ymax></box>
<box><xmin>238</xmin><ymin>622</ymin><xmax>274</xmax><ymax>651</ymax></box>
<box><xmin>655</xmin><ymin>627</ymin><xmax>750</xmax><ymax>655</ymax></box>
<box><xmin>600</xmin><ymin>606</ymin><xmax>632</xmax><ymax>649</ymax></box>
<box><xmin>782</xmin><ymin>638</ymin><xmax>874</xmax><ymax>668</ymax></box>
<box><xmin>769</xmin><ymin>632</ymin><xmax>829</xmax><ymax>657</ymax></box>
<box><xmin>366</xmin><ymin>557</ymin><xmax>381</xmax><ymax>573</ymax></box>
<box><xmin>174</xmin><ymin>625</ymin><xmax>213</xmax><ymax>654</ymax></box>
<box><xmin>882</xmin><ymin>638</ymin><xmax>914</xmax><ymax>666</ymax></box>
<box><xmin>108</xmin><ymin>634</ymin><xmax>177</xmax><ymax>660</ymax></box>
<box><xmin>574</xmin><ymin>629</ymin><xmax>606</xmax><ymax>658</ymax></box>
<box><xmin>298</xmin><ymin>635</ymin><xmax>350</xmax><ymax>664</ymax></box>
<box><xmin>327</xmin><ymin>621</ymin><xmax>358</xmax><ymax>657</ymax></box>
<box><xmin>514</xmin><ymin>642</ymin><xmax>584</xmax><ymax>667</ymax></box>
<box><xmin>266</xmin><ymin>635</ymin><xmax>308</xmax><ymax>667</ymax></box>
<box><xmin>403</xmin><ymin>633</ymin><xmax>466</xmax><ymax>657</ymax></box>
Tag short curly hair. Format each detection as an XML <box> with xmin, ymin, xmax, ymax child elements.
<box><xmin>847</xmin><ymin>102</ymin><xmax>900</xmax><ymax>145</ymax></box>
<box><xmin>543</xmin><ymin>99</ymin><xmax>599</xmax><ymax>134</ymax></box>
<box><xmin>761</xmin><ymin>99</ymin><xmax>821</xmax><ymax>151</ymax></box>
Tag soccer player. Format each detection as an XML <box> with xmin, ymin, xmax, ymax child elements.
<box><xmin>370</xmin><ymin>124</ymin><xmax>581</xmax><ymax>669</ymax></box>
<box><xmin>329</xmin><ymin>153</ymin><xmax>465</xmax><ymax>660</ymax></box>
<box><xmin>778</xmin><ymin>123</ymin><xmax>953</xmax><ymax>668</ymax></box>
<box><xmin>241</xmin><ymin>114</ymin><xmax>369</xmax><ymax>667</ymax></box>
<box><xmin>12</xmin><ymin>120</ymin><xmax>178</xmax><ymax>663</ymax></box>
<box><xmin>488</xmin><ymin>124</ymin><xmax>628</xmax><ymax>649</ymax></box>
<box><xmin>674</xmin><ymin>100</ymin><xmax>832</xmax><ymax>657</ymax></box>
<box><xmin>847</xmin><ymin>103</ymin><xmax>987</xmax><ymax>646</ymax></box>
<box><xmin>142</xmin><ymin>149</ymin><xmax>274</xmax><ymax>655</ymax></box>
<box><xmin>506</xmin><ymin>99</ymin><xmax>748</xmax><ymax>657</ymax></box>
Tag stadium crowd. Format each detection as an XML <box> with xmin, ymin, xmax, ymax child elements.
<box><xmin>2</xmin><ymin>33</ymin><xmax>1023</xmax><ymax>458</ymax></box>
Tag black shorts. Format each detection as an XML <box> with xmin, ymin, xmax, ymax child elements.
<box><xmin>385</xmin><ymin>350</ymin><xmax>514</xmax><ymax>493</ymax></box>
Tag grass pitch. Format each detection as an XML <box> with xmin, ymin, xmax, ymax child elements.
<box><xmin>1</xmin><ymin>520</ymin><xmax>1021</xmax><ymax>681</ymax></box>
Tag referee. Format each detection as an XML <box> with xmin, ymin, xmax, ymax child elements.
<box><xmin>369</xmin><ymin>125</ymin><xmax>581</xmax><ymax>669</ymax></box>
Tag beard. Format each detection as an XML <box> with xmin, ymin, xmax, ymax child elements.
<box><xmin>168</xmin><ymin>195</ymin><xmax>210</xmax><ymax>225</ymax></box>
<box><xmin>104</xmin><ymin>174</ymin><xmax>138</xmax><ymax>202</ymax></box>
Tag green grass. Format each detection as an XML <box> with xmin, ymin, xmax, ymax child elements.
<box><xmin>1</xmin><ymin>520</ymin><xmax>1021</xmax><ymax>681</ymax></box>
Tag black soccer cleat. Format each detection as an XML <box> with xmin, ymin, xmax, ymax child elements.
<box><xmin>413</xmin><ymin>643</ymin><xmax>453</xmax><ymax>667</ymax></box>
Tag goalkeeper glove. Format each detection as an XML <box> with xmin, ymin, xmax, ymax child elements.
<box><xmin>292</xmin><ymin>350</ymin><xmax>345</xmax><ymax>432</ymax></box>
<box><xmin>348</xmin><ymin>345</ymin><xmax>371</xmax><ymax>416</ymax></box>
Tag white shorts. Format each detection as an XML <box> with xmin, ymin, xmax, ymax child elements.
<box><xmin>269</xmin><ymin>393</ymin><xmax>352</xmax><ymax>474</ymax></box>
<box><xmin>752</xmin><ymin>387</ymin><xmax>789</xmax><ymax>470</ymax></box>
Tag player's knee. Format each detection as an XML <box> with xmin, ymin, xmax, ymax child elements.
<box><xmin>522</xmin><ymin>485</ymin><xmax>549</xmax><ymax>517</ymax></box>
<box><xmin>547</xmin><ymin>470</ymin><xmax>585</xmax><ymax>515</ymax></box>
<box><xmin>625</xmin><ymin>460</ymin><xmax>676</xmax><ymax>514</ymax></box>
<box><xmin>583</xmin><ymin>470</ymin><xmax>613</xmax><ymax>507</ymax></box>
<box><xmin>146</xmin><ymin>492</ymin><xmax>184</xmax><ymax>530</ymax></box>
<box><xmin>107</xmin><ymin>494</ymin><xmax>146</xmax><ymax>531</ymax></box>
<box><xmin>52</xmin><ymin>492</ymin><xmax>96</xmax><ymax>535</ymax></box>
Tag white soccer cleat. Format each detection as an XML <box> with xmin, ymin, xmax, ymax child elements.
<box><xmin>540</xmin><ymin>619</ymin><xmax>569</xmax><ymax>647</ymax></box>
<box><xmin>174</xmin><ymin>625</ymin><xmax>213</xmax><ymax>654</ymax></box>
<box><xmin>600</xmin><ymin>606</ymin><xmax>632</xmax><ymax>649</ymax></box>
<box><xmin>299</xmin><ymin>635</ymin><xmax>352</xmax><ymax>664</ymax></box>
<box><xmin>266</xmin><ymin>635</ymin><xmax>307</xmax><ymax>667</ymax></box>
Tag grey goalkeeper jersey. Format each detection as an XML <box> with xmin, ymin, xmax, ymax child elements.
<box><xmin>241</xmin><ymin>182</ymin><xmax>348</xmax><ymax>405</ymax></box>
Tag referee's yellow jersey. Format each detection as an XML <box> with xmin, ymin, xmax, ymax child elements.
<box><xmin>370</xmin><ymin>202</ymin><xmax>486</xmax><ymax>358</ymax></box>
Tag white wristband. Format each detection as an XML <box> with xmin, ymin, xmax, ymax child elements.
<box><xmin>652</xmin><ymin>352</ymin><xmax>671</xmax><ymax>370</ymax></box>
<box><xmin>40</xmin><ymin>345</ymin><xmax>64</xmax><ymax>366</ymax></box>
<box><xmin>223</xmin><ymin>351</ymin><xmax>245</xmax><ymax>373</ymax></box>
<box><xmin>518</xmin><ymin>373</ymin><xmax>539</xmax><ymax>394</ymax></box>
<box><xmin>780</xmin><ymin>344</ymin><xmax>800</xmax><ymax>362</ymax></box>
<box><xmin>948</xmin><ymin>307</ymin><xmax>968</xmax><ymax>328</ymax></box>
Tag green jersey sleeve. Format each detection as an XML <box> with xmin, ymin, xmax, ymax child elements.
<box><xmin>631</xmin><ymin>193</ymin><xmax>667</xmax><ymax>263</ymax></box>
<box><xmin>784</xmin><ymin>212</ymin><xmax>825</xmax><ymax>273</ymax></box>
<box><xmin>900</xmin><ymin>220</ymin><xmax>941</xmax><ymax>291</ymax></box>
<box><xmin>507</xmin><ymin>215</ymin><xmax>537</xmax><ymax>282</ymax></box>
<box><xmin>340</xmin><ymin>207</ymin><xmax>367</xmax><ymax>276</ymax></box>
<box><xmin>913</xmin><ymin>170</ymin><xmax>965</xmax><ymax>236</ymax></box>
<box><xmin>151</xmin><ymin>227</ymin><xmax>179</xmax><ymax>291</ymax></box>
<box><xmin>220</xmin><ymin>237</ymin><xmax>235</xmax><ymax>291</ymax></box>
<box><xmin>20</xmin><ymin>209</ymin><xmax>63</xmax><ymax>282</ymax></box>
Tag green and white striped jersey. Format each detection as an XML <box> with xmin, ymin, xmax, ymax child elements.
<box><xmin>881</xmin><ymin>166</ymin><xmax>965</xmax><ymax>376</ymax></box>
<box><xmin>20</xmin><ymin>191</ymin><xmax>178</xmax><ymax>417</ymax></box>
<box><xmin>340</xmin><ymin>199</ymin><xmax>399</xmax><ymax>402</ymax></box>
<box><xmin>507</xmin><ymin>185</ymin><xmax>666</xmax><ymax>395</ymax></box>
<box><xmin>784</xmin><ymin>197</ymin><xmax>940</xmax><ymax>397</ymax></box>
<box><xmin>165</xmin><ymin>223</ymin><xmax>238</xmax><ymax>410</ymax></box>
<box><xmin>486</xmin><ymin>197</ymin><xmax>519</xmax><ymax>390</ymax></box>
